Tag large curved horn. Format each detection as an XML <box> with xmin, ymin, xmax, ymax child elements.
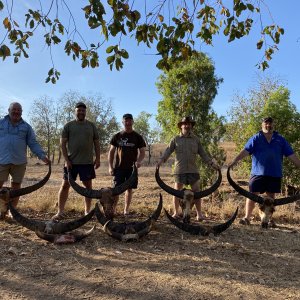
<box><xmin>227</xmin><ymin>167</ymin><xmax>264</xmax><ymax>205</ymax></box>
<box><xmin>155</xmin><ymin>167</ymin><xmax>184</xmax><ymax>199</ymax></box>
<box><xmin>102</xmin><ymin>221</ymin><xmax>132</xmax><ymax>241</ymax></box>
<box><xmin>208</xmin><ymin>207</ymin><xmax>238</xmax><ymax>235</ymax></box>
<box><xmin>111</xmin><ymin>164</ymin><xmax>138</xmax><ymax>196</ymax></box>
<box><xmin>8</xmin><ymin>163</ymin><xmax>51</xmax><ymax>198</ymax></box>
<box><xmin>156</xmin><ymin>166</ymin><xmax>222</xmax><ymax>199</ymax></box>
<box><xmin>95</xmin><ymin>194</ymin><xmax>163</xmax><ymax>241</ymax></box>
<box><xmin>273</xmin><ymin>194</ymin><xmax>300</xmax><ymax>206</ymax></box>
<box><xmin>69</xmin><ymin>164</ymin><xmax>137</xmax><ymax>199</ymax></box>
<box><xmin>130</xmin><ymin>193</ymin><xmax>163</xmax><ymax>239</ymax></box>
<box><xmin>9</xmin><ymin>202</ymin><xmax>95</xmax><ymax>234</ymax></box>
<box><xmin>164</xmin><ymin>207</ymin><xmax>238</xmax><ymax>236</ymax></box>
<box><xmin>227</xmin><ymin>167</ymin><xmax>300</xmax><ymax>206</ymax></box>
<box><xmin>35</xmin><ymin>225</ymin><xmax>96</xmax><ymax>244</ymax></box>
<box><xmin>193</xmin><ymin>168</ymin><xmax>222</xmax><ymax>199</ymax></box>
<box><xmin>94</xmin><ymin>202</ymin><xmax>108</xmax><ymax>226</ymax></box>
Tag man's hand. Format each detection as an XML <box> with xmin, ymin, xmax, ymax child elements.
<box><xmin>94</xmin><ymin>158</ymin><xmax>100</xmax><ymax>169</ymax></box>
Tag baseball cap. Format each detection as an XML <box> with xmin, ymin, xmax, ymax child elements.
<box><xmin>123</xmin><ymin>113</ymin><xmax>133</xmax><ymax>120</ymax></box>
<box><xmin>75</xmin><ymin>102</ymin><xmax>86</xmax><ymax>109</ymax></box>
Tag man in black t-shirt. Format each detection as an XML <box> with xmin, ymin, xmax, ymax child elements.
<box><xmin>108</xmin><ymin>113</ymin><xmax>146</xmax><ymax>216</ymax></box>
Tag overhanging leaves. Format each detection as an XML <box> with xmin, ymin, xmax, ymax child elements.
<box><xmin>0</xmin><ymin>0</ymin><xmax>284</xmax><ymax>83</ymax></box>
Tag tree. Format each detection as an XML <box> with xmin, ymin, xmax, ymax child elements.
<box><xmin>0</xmin><ymin>1</ymin><xmax>283</xmax><ymax>83</ymax></box>
<box><xmin>28</xmin><ymin>91</ymin><xmax>119</xmax><ymax>163</ymax></box>
<box><xmin>59</xmin><ymin>90</ymin><xmax>119</xmax><ymax>152</ymax></box>
<box><xmin>29</xmin><ymin>96</ymin><xmax>62</xmax><ymax>162</ymax></box>
<box><xmin>134</xmin><ymin>111</ymin><xmax>161</xmax><ymax>164</ymax></box>
<box><xmin>227</xmin><ymin>77</ymin><xmax>300</xmax><ymax>187</ymax></box>
<box><xmin>156</xmin><ymin>52</ymin><xmax>226</xmax><ymax>187</ymax></box>
<box><xmin>0</xmin><ymin>105</ymin><xmax>4</xmax><ymax>118</ymax></box>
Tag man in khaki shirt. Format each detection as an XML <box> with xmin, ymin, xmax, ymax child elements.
<box><xmin>157</xmin><ymin>116</ymin><xmax>219</xmax><ymax>221</ymax></box>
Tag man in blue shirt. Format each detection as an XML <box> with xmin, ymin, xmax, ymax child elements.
<box><xmin>0</xmin><ymin>102</ymin><xmax>50</xmax><ymax>219</ymax></box>
<box><xmin>228</xmin><ymin>117</ymin><xmax>300</xmax><ymax>225</ymax></box>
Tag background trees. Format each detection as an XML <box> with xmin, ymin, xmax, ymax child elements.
<box><xmin>156</xmin><ymin>52</ymin><xmax>226</xmax><ymax>187</ymax></box>
<box><xmin>28</xmin><ymin>96</ymin><xmax>62</xmax><ymax>162</ymax></box>
<box><xmin>59</xmin><ymin>91</ymin><xmax>120</xmax><ymax>152</ymax></box>
<box><xmin>28</xmin><ymin>90</ymin><xmax>119</xmax><ymax>162</ymax></box>
<box><xmin>133</xmin><ymin>111</ymin><xmax>161</xmax><ymax>164</ymax></box>
<box><xmin>227</xmin><ymin>76</ymin><xmax>300</xmax><ymax>187</ymax></box>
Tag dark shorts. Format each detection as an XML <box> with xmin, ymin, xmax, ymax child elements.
<box><xmin>174</xmin><ymin>173</ymin><xmax>200</xmax><ymax>185</ymax></box>
<box><xmin>249</xmin><ymin>175</ymin><xmax>281</xmax><ymax>193</ymax></box>
<box><xmin>63</xmin><ymin>164</ymin><xmax>96</xmax><ymax>182</ymax></box>
<box><xmin>113</xmin><ymin>168</ymin><xmax>138</xmax><ymax>189</ymax></box>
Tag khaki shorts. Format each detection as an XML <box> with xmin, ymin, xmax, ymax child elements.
<box><xmin>174</xmin><ymin>173</ymin><xmax>200</xmax><ymax>185</ymax></box>
<box><xmin>0</xmin><ymin>164</ymin><xmax>27</xmax><ymax>183</ymax></box>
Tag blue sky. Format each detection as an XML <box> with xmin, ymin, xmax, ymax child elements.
<box><xmin>0</xmin><ymin>1</ymin><xmax>299</xmax><ymax>125</ymax></box>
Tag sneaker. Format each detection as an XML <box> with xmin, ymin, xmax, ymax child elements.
<box><xmin>239</xmin><ymin>217</ymin><xmax>250</xmax><ymax>225</ymax></box>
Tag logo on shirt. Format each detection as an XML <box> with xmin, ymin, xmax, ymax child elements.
<box><xmin>118</xmin><ymin>138</ymin><xmax>135</xmax><ymax>147</ymax></box>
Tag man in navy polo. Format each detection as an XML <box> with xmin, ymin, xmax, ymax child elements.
<box><xmin>229</xmin><ymin>117</ymin><xmax>300</xmax><ymax>225</ymax></box>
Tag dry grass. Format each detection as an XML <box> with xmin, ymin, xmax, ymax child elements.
<box><xmin>16</xmin><ymin>142</ymin><xmax>299</xmax><ymax>224</ymax></box>
<box><xmin>0</xmin><ymin>142</ymin><xmax>299</xmax><ymax>300</ymax></box>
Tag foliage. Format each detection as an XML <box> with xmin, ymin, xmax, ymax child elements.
<box><xmin>156</xmin><ymin>52</ymin><xmax>225</xmax><ymax>187</ymax></box>
<box><xmin>0</xmin><ymin>105</ymin><xmax>4</xmax><ymax>118</ymax></box>
<box><xmin>0</xmin><ymin>1</ymin><xmax>283</xmax><ymax>83</ymax></box>
<box><xmin>59</xmin><ymin>90</ymin><xmax>120</xmax><ymax>152</ymax></box>
<box><xmin>227</xmin><ymin>75</ymin><xmax>283</xmax><ymax>153</ymax></box>
<box><xmin>134</xmin><ymin>111</ymin><xmax>161</xmax><ymax>164</ymax></box>
<box><xmin>29</xmin><ymin>96</ymin><xmax>62</xmax><ymax>161</ymax></box>
<box><xmin>134</xmin><ymin>111</ymin><xmax>160</xmax><ymax>144</ymax></box>
<box><xmin>28</xmin><ymin>91</ymin><xmax>119</xmax><ymax>161</ymax></box>
<box><xmin>227</xmin><ymin>77</ymin><xmax>300</xmax><ymax>186</ymax></box>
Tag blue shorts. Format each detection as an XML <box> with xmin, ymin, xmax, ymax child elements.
<box><xmin>113</xmin><ymin>168</ymin><xmax>138</xmax><ymax>189</ymax></box>
<box><xmin>63</xmin><ymin>164</ymin><xmax>95</xmax><ymax>182</ymax></box>
<box><xmin>249</xmin><ymin>175</ymin><xmax>281</xmax><ymax>193</ymax></box>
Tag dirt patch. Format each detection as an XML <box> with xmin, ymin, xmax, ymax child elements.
<box><xmin>1</xmin><ymin>145</ymin><xmax>299</xmax><ymax>300</ymax></box>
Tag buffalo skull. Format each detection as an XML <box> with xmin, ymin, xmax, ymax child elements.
<box><xmin>227</xmin><ymin>166</ymin><xmax>300</xmax><ymax>228</ymax></box>
<box><xmin>69</xmin><ymin>164</ymin><xmax>137</xmax><ymax>220</ymax></box>
<box><xmin>155</xmin><ymin>166</ymin><xmax>222</xmax><ymax>223</ymax></box>
<box><xmin>95</xmin><ymin>194</ymin><xmax>162</xmax><ymax>241</ymax></box>
<box><xmin>0</xmin><ymin>163</ymin><xmax>51</xmax><ymax>218</ymax></box>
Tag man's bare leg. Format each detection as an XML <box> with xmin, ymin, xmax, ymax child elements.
<box><xmin>124</xmin><ymin>189</ymin><xmax>133</xmax><ymax>215</ymax></box>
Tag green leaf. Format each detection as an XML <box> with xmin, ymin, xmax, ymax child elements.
<box><xmin>90</xmin><ymin>58</ymin><xmax>98</xmax><ymax>68</ymax></box>
<box><xmin>256</xmin><ymin>39</ymin><xmax>263</xmax><ymax>50</ymax></box>
<box><xmin>106</xmin><ymin>55</ymin><xmax>115</xmax><ymax>64</ymax></box>
<box><xmin>0</xmin><ymin>1</ymin><xmax>4</xmax><ymax>10</ymax></box>
<box><xmin>29</xmin><ymin>19</ymin><xmax>34</xmax><ymax>29</ymax></box>
<box><xmin>52</xmin><ymin>36</ymin><xmax>61</xmax><ymax>44</ymax></box>
<box><xmin>106</xmin><ymin>45</ymin><xmax>115</xmax><ymax>53</ymax></box>
<box><xmin>0</xmin><ymin>45</ymin><xmax>11</xmax><ymax>60</ymax></box>
<box><xmin>81</xmin><ymin>59</ymin><xmax>89</xmax><ymax>68</ymax></box>
<box><xmin>3</xmin><ymin>17</ymin><xmax>11</xmax><ymax>31</ymax></box>
<box><xmin>120</xmin><ymin>49</ymin><xmax>129</xmax><ymax>59</ymax></box>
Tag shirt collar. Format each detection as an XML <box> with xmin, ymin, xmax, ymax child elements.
<box><xmin>5</xmin><ymin>114</ymin><xmax>24</xmax><ymax>126</ymax></box>
<box><xmin>179</xmin><ymin>131</ymin><xmax>193</xmax><ymax>138</ymax></box>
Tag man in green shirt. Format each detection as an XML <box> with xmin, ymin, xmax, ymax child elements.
<box><xmin>52</xmin><ymin>102</ymin><xmax>100</xmax><ymax>220</ymax></box>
